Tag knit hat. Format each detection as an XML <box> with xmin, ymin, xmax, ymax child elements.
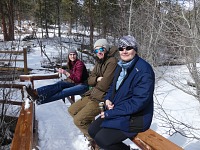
<box><xmin>118</xmin><ymin>35</ymin><xmax>138</xmax><ymax>51</ymax></box>
<box><xmin>94</xmin><ymin>39</ymin><xmax>110</xmax><ymax>51</ymax></box>
<box><xmin>68</xmin><ymin>48</ymin><xmax>77</xmax><ymax>55</ymax></box>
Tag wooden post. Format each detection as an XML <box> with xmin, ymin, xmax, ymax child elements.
<box><xmin>23</xmin><ymin>48</ymin><xmax>28</xmax><ymax>75</ymax></box>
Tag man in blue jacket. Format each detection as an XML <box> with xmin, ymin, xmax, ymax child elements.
<box><xmin>88</xmin><ymin>35</ymin><xmax>155</xmax><ymax>150</ymax></box>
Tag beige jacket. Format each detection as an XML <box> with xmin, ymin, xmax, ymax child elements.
<box><xmin>84</xmin><ymin>46</ymin><xmax>118</xmax><ymax>102</ymax></box>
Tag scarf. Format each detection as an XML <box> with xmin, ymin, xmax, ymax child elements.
<box><xmin>116</xmin><ymin>59</ymin><xmax>134</xmax><ymax>90</ymax></box>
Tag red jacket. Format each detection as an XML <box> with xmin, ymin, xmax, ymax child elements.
<box><xmin>68</xmin><ymin>59</ymin><xmax>88</xmax><ymax>84</ymax></box>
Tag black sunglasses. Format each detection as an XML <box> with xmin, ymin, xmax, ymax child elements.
<box><xmin>118</xmin><ymin>46</ymin><xmax>134</xmax><ymax>51</ymax></box>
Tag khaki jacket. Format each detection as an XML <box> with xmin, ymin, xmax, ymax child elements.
<box><xmin>85</xmin><ymin>46</ymin><xmax>118</xmax><ymax>102</ymax></box>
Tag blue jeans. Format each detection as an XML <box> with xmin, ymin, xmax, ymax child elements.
<box><xmin>36</xmin><ymin>81</ymin><xmax>89</xmax><ymax>104</ymax></box>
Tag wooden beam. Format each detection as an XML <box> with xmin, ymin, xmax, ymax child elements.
<box><xmin>20</xmin><ymin>73</ymin><xmax>60</xmax><ymax>82</ymax></box>
<box><xmin>133</xmin><ymin>129</ymin><xmax>183</xmax><ymax>150</ymax></box>
<box><xmin>23</xmin><ymin>48</ymin><xmax>28</xmax><ymax>74</ymax></box>
<box><xmin>0</xmin><ymin>50</ymin><xmax>24</xmax><ymax>54</ymax></box>
<box><xmin>10</xmin><ymin>102</ymin><xmax>34</xmax><ymax>150</ymax></box>
<box><xmin>0</xmin><ymin>59</ymin><xmax>25</xmax><ymax>61</ymax></box>
<box><xmin>66</xmin><ymin>96</ymin><xmax>75</xmax><ymax>104</ymax></box>
<box><xmin>0</xmin><ymin>100</ymin><xmax>22</xmax><ymax>105</ymax></box>
<box><xmin>0</xmin><ymin>67</ymin><xmax>25</xmax><ymax>71</ymax></box>
<box><xmin>20</xmin><ymin>73</ymin><xmax>59</xmax><ymax>89</ymax></box>
<box><xmin>0</xmin><ymin>84</ymin><xmax>25</xmax><ymax>89</ymax></box>
<box><xmin>0</xmin><ymin>48</ymin><xmax>28</xmax><ymax>74</ymax></box>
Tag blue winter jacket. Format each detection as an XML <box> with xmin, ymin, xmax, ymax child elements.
<box><xmin>101</xmin><ymin>54</ymin><xmax>155</xmax><ymax>133</ymax></box>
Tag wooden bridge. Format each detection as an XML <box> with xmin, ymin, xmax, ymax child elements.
<box><xmin>1</xmin><ymin>74</ymin><xmax>183</xmax><ymax>150</ymax></box>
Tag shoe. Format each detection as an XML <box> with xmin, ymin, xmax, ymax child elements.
<box><xmin>25</xmin><ymin>85</ymin><xmax>39</xmax><ymax>101</ymax></box>
<box><xmin>88</xmin><ymin>139</ymin><xmax>100</xmax><ymax>150</ymax></box>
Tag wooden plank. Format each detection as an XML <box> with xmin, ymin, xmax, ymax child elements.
<box><xmin>133</xmin><ymin>129</ymin><xmax>183</xmax><ymax>150</ymax></box>
<box><xmin>32</xmin><ymin>103</ymin><xmax>38</xmax><ymax>149</ymax></box>
<box><xmin>0</xmin><ymin>100</ymin><xmax>22</xmax><ymax>105</ymax></box>
<box><xmin>66</xmin><ymin>96</ymin><xmax>75</xmax><ymax>104</ymax></box>
<box><xmin>20</xmin><ymin>73</ymin><xmax>60</xmax><ymax>82</ymax></box>
<box><xmin>10</xmin><ymin>102</ymin><xmax>34</xmax><ymax>150</ymax></box>
<box><xmin>0</xmin><ymin>48</ymin><xmax>28</xmax><ymax>74</ymax></box>
<box><xmin>20</xmin><ymin>73</ymin><xmax>60</xmax><ymax>89</ymax></box>
<box><xmin>0</xmin><ymin>67</ymin><xmax>25</xmax><ymax>71</ymax></box>
<box><xmin>23</xmin><ymin>48</ymin><xmax>28</xmax><ymax>74</ymax></box>
<box><xmin>0</xmin><ymin>84</ymin><xmax>25</xmax><ymax>100</ymax></box>
<box><xmin>32</xmin><ymin>120</ymin><xmax>38</xmax><ymax>149</ymax></box>
<box><xmin>132</xmin><ymin>137</ymin><xmax>152</xmax><ymax>150</ymax></box>
<box><xmin>0</xmin><ymin>50</ymin><xmax>24</xmax><ymax>54</ymax></box>
<box><xmin>0</xmin><ymin>59</ymin><xmax>25</xmax><ymax>61</ymax></box>
<box><xmin>0</xmin><ymin>84</ymin><xmax>25</xmax><ymax>89</ymax></box>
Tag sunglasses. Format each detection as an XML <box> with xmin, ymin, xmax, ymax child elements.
<box><xmin>94</xmin><ymin>47</ymin><xmax>105</xmax><ymax>54</ymax></box>
<box><xmin>118</xmin><ymin>46</ymin><xmax>134</xmax><ymax>51</ymax></box>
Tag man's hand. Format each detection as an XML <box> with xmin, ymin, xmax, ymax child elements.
<box><xmin>97</xmin><ymin>77</ymin><xmax>103</xmax><ymax>82</ymax></box>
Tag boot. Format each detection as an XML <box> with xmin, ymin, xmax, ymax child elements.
<box><xmin>25</xmin><ymin>85</ymin><xmax>39</xmax><ymax>101</ymax></box>
<box><xmin>88</xmin><ymin>139</ymin><xmax>102</xmax><ymax>150</ymax></box>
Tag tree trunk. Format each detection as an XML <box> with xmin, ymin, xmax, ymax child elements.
<box><xmin>44</xmin><ymin>0</ymin><xmax>49</xmax><ymax>38</ymax></box>
<box><xmin>8</xmin><ymin>0</ymin><xmax>15</xmax><ymax>40</ymax></box>
<box><xmin>1</xmin><ymin>13</ymin><xmax>9</xmax><ymax>41</ymax></box>
<box><xmin>57</xmin><ymin>0</ymin><xmax>61</xmax><ymax>37</ymax></box>
<box><xmin>0</xmin><ymin>0</ymin><xmax>14</xmax><ymax>41</ymax></box>
<box><xmin>89</xmin><ymin>0</ymin><xmax>94</xmax><ymax>51</ymax></box>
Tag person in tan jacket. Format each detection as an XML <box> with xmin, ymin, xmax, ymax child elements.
<box><xmin>68</xmin><ymin>39</ymin><xmax>118</xmax><ymax>143</ymax></box>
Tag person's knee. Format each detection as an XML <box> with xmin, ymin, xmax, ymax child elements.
<box><xmin>88</xmin><ymin>125</ymin><xmax>95</xmax><ymax>138</ymax></box>
<box><xmin>73</xmin><ymin>115</ymin><xmax>83</xmax><ymax>127</ymax></box>
<box><xmin>55</xmin><ymin>81</ymin><xmax>62</xmax><ymax>86</ymax></box>
<box><xmin>68</xmin><ymin>105</ymin><xmax>75</xmax><ymax>117</ymax></box>
<box><xmin>94</xmin><ymin>136</ymin><xmax>110</xmax><ymax>149</ymax></box>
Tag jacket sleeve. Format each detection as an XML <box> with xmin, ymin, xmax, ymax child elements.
<box><xmin>104</xmin><ymin>72</ymin><xmax>155</xmax><ymax>119</ymax></box>
<box><xmin>87</xmin><ymin>63</ymin><xmax>99</xmax><ymax>86</ymax></box>
<box><xmin>104</xmin><ymin>66</ymin><xmax>120</xmax><ymax>100</ymax></box>
<box><xmin>68</xmin><ymin>61</ymin><xmax>84</xmax><ymax>83</ymax></box>
<box><xmin>96</xmin><ymin>57</ymin><xmax>118</xmax><ymax>92</ymax></box>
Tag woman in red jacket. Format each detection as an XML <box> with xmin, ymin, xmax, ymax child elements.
<box><xmin>26</xmin><ymin>49</ymin><xmax>89</xmax><ymax>105</ymax></box>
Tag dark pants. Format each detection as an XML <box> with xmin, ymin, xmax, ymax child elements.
<box><xmin>88</xmin><ymin>117</ymin><xmax>130</xmax><ymax>150</ymax></box>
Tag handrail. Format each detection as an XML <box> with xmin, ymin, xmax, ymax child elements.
<box><xmin>0</xmin><ymin>83</ymin><xmax>36</xmax><ymax>149</ymax></box>
<box><xmin>0</xmin><ymin>83</ymin><xmax>25</xmax><ymax>104</ymax></box>
<box><xmin>20</xmin><ymin>73</ymin><xmax>59</xmax><ymax>89</ymax></box>
<box><xmin>10</xmin><ymin>102</ymin><xmax>34</xmax><ymax>150</ymax></box>
<box><xmin>0</xmin><ymin>48</ymin><xmax>28</xmax><ymax>74</ymax></box>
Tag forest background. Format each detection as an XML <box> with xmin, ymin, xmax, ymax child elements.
<box><xmin>1</xmin><ymin>0</ymin><xmax>200</xmax><ymax>149</ymax></box>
